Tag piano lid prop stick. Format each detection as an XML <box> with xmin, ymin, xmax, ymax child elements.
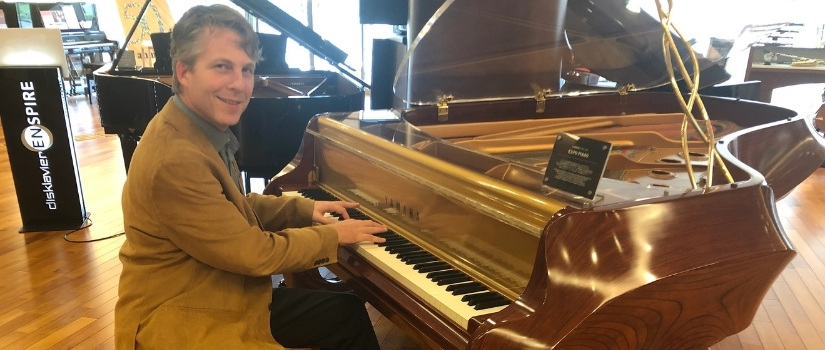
<box><xmin>109</xmin><ymin>0</ymin><xmax>152</xmax><ymax>73</ymax></box>
<box><xmin>472</xmin><ymin>120</ymin><xmax>616</xmax><ymax>140</ymax></box>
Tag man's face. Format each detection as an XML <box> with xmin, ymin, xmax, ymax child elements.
<box><xmin>176</xmin><ymin>28</ymin><xmax>255</xmax><ymax>131</ymax></box>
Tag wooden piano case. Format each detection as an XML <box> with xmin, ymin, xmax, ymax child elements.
<box><xmin>267</xmin><ymin>0</ymin><xmax>825</xmax><ymax>349</ymax></box>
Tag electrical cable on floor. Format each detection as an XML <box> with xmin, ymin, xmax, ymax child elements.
<box><xmin>63</xmin><ymin>214</ymin><xmax>125</xmax><ymax>243</ymax></box>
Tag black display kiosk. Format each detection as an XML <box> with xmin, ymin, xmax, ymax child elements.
<box><xmin>0</xmin><ymin>66</ymin><xmax>87</xmax><ymax>232</ymax></box>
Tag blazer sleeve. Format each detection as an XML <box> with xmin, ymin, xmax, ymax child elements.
<box><xmin>147</xmin><ymin>152</ymin><xmax>338</xmax><ymax>277</ymax></box>
<box><xmin>246</xmin><ymin>192</ymin><xmax>316</xmax><ymax>231</ymax></box>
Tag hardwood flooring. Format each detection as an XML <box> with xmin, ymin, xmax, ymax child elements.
<box><xmin>0</xmin><ymin>88</ymin><xmax>823</xmax><ymax>349</ymax></box>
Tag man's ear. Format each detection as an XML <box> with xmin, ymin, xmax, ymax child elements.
<box><xmin>175</xmin><ymin>61</ymin><xmax>190</xmax><ymax>87</ymax></box>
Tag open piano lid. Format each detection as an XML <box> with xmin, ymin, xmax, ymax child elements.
<box><xmin>230</xmin><ymin>0</ymin><xmax>368</xmax><ymax>87</ymax></box>
<box><xmin>394</xmin><ymin>0</ymin><xmax>729</xmax><ymax>106</ymax></box>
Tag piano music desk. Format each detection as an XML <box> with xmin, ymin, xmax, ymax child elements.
<box><xmin>746</xmin><ymin>62</ymin><xmax>825</xmax><ymax>103</ymax></box>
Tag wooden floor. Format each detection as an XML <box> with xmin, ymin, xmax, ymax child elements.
<box><xmin>0</xmin><ymin>87</ymin><xmax>823</xmax><ymax>349</ymax></box>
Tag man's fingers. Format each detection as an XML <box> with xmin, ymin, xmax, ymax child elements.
<box><xmin>363</xmin><ymin>233</ymin><xmax>387</xmax><ymax>243</ymax></box>
<box><xmin>338</xmin><ymin>208</ymin><xmax>350</xmax><ymax>220</ymax></box>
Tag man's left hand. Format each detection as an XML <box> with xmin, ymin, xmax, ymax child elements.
<box><xmin>312</xmin><ymin>201</ymin><xmax>359</xmax><ymax>224</ymax></box>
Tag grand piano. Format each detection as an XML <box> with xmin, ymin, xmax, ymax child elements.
<box><xmin>94</xmin><ymin>0</ymin><xmax>367</xmax><ymax>185</ymax></box>
<box><xmin>264</xmin><ymin>0</ymin><xmax>825</xmax><ymax>349</ymax></box>
<box><xmin>8</xmin><ymin>2</ymin><xmax>119</xmax><ymax>95</ymax></box>
<box><xmin>62</xmin><ymin>29</ymin><xmax>118</xmax><ymax>58</ymax></box>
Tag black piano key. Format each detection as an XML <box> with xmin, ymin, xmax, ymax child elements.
<box><xmin>382</xmin><ymin>239</ymin><xmax>412</xmax><ymax>246</ymax></box>
<box><xmin>426</xmin><ymin>269</ymin><xmax>464</xmax><ymax>280</ymax></box>
<box><xmin>473</xmin><ymin>297</ymin><xmax>511</xmax><ymax>310</ymax></box>
<box><xmin>466</xmin><ymin>296</ymin><xmax>505</xmax><ymax>307</ymax></box>
<box><xmin>387</xmin><ymin>241</ymin><xmax>418</xmax><ymax>249</ymax></box>
<box><xmin>381</xmin><ymin>242</ymin><xmax>411</xmax><ymax>252</ymax></box>
<box><xmin>461</xmin><ymin>291</ymin><xmax>502</xmax><ymax>304</ymax></box>
<box><xmin>414</xmin><ymin>261</ymin><xmax>451</xmax><ymax>273</ymax></box>
<box><xmin>388</xmin><ymin>243</ymin><xmax>421</xmax><ymax>254</ymax></box>
<box><xmin>446</xmin><ymin>282</ymin><xmax>488</xmax><ymax>295</ymax></box>
<box><xmin>377</xmin><ymin>237</ymin><xmax>407</xmax><ymax>246</ymax></box>
<box><xmin>436</xmin><ymin>275</ymin><xmax>472</xmax><ymax>286</ymax></box>
<box><xmin>374</xmin><ymin>232</ymin><xmax>397</xmax><ymax>239</ymax></box>
<box><xmin>404</xmin><ymin>255</ymin><xmax>439</xmax><ymax>265</ymax></box>
<box><xmin>299</xmin><ymin>189</ymin><xmax>336</xmax><ymax>201</ymax></box>
<box><xmin>397</xmin><ymin>250</ymin><xmax>428</xmax><ymax>257</ymax></box>
<box><xmin>387</xmin><ymin>245</ymin><xmax>420</xmax><ymax>254</ymax></box>
<box><xmin>398</xmin><ymin>251</ymin><xmax>432</xmax><ymax>261</ymax></box>
<box><xmin>465</xmin><ymin>294</ymin><xmax>509</xmax><ymax>309</ymax></box>
<box><xmin>379</xmin><ymin>237</ymin><xmax>409</xmax><ymax>247</ymax></box>
<box><xmin>379</xmin><ymin>234</ymin><xmax>405</xmax><ymax>241</ymax></box>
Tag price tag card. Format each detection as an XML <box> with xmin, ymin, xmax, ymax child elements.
<box><xmin>542</xmin><ymin>132</ymin><xmax>612</xmax><ymax>200</ymax></box>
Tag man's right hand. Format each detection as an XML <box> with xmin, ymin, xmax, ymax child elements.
<box><xmin>330</xmin><ymin>219</ymin><xmax>388</xmax><ymax>245</ymax></box>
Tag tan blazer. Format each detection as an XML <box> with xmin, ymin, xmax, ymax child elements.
<box><xmin>114</xmin><ymin>99</ymin><xmax>338</xmax><ymax>349</ymax></box>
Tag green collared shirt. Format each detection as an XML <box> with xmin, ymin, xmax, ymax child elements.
<box><xmin>173</xmin><ymin>96</ymin><xmax>242</xmax><ymax>191</ymax></box>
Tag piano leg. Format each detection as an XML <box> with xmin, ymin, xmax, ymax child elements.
<box><xmin>118</xmin><ymin>134</ymin><xmax>140</xmax><ymax>173</ymax></box>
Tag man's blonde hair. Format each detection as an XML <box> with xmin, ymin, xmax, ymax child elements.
<box><xmin>170</xmin><ymin>4</ymin><xmax>261</xmax><ymax>94</ymax></box>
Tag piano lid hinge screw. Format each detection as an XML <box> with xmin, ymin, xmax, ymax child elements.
<box><xmin>437</xmin><ymin>95</ymin><xmax>453</xmax><ymax>122</ymax></box>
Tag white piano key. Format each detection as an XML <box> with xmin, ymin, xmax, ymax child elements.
<box><xmin>352</xmin><ymin>240</ymin><xmax>506</xmax><ymax>330</ymax></box>
<box><xmin>284</xmin><ymin>190</ymin><xmax>508</xmax><ymax>329</ymax></box>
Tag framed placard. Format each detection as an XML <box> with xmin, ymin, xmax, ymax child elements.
<box><xmin>542</xmin><ymin>132</ymin><xmax>612</xmax><ymax>200</ymax></box>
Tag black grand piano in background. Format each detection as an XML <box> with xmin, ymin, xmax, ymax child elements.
<box><xmin>63</xmin><ymin>29</ymin><xmax>118</xmax><ymax>96</ymax></box>
<box><xmin>1</xmin><ymin>1</ymin><xmax>119</xmax><ymax>95</ymax></box>
<box><xmin>95</xmin><ymin>0</ymin><xmax>367</xmax><ymax>188</ymax></box>
<box><xmin>62</xmin><ymin>30</ymin><xmax>118</xmax><ymax>59</ymax></box>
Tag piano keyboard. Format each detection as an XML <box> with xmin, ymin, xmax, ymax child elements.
<box><xmin>289</xmin><ymin>188</ymin><xmax>510</xmax><ymax>329</ymax></box>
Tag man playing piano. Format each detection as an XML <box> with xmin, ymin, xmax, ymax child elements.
<box><xmin>114</xmin><ymin>4</ymin><xmax>386</xmax><ymax>349</ymax></box>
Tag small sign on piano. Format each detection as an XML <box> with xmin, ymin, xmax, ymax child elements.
<box><xmin>542</xmin><ymin>132</ymin><xmax>612</xmax><ymax>201</ymax></box>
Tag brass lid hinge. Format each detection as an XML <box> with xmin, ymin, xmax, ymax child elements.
<box><xmin>618</xmin><ymin>83</ymin><xmax>636</xmax><ymax>96</ymax></box>
<box><xmin>535</xmin><ymin>90</ymin><xmax>551</xmax><ymax>113</ymax></box>
<box><xmin>437</xmin><ymin>95</ymin><xmax>453</xmax><ymax>122</ymax></box>
<box><xmin>618</xmin><ymin>84</ymin><xmax>636</xmax><ymax>105</ymax></box>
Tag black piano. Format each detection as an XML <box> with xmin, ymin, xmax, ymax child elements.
<box><xmin>95</xmin><ymin>0</ymin><xmax>367</xmax><ymax>189</ymax></box>
<box><xmin>63</xmin><ymin>30</ymin><xmax>118</xmax><ymax>96</ymax></box>
<box><xmin>263</xmin><ymin>1</ymin><xmax>825</xmax><ymax>349</ymax></box>
<box><xmin>3</xmin><ymin>2</ymin><xmax>119</xmax><ymax>95</ymax></box>
<box><xmin>62</xmin><ymin>30</ymin><xmax>118</xmax><ymax>57</ymax></box>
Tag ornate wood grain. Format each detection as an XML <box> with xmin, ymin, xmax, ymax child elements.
<box><xmin>468</xmin><ymin>184</ymin><xmax>794</xmax><ymax>349</ymax></box>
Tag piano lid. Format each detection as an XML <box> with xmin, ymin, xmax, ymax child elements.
<box><xmin>231</xmin><ymin>0</ymin><xmax>369</xmax><ymax>87</ymax></box>
<box><xmin>395</xmin><ymin>0</ymin><xmax>728</xmax><ymax>106</ymax></box>
<box><xmin>229</xmin><ymin>0</ymin><xmax>352</xmax><ymax>72</ymax></box>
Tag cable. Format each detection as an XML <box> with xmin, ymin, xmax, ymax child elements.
<box><xmin>63</xmin><ymin>215</ymin><xmax>126</xmax><ymax>243</ymax></box>
<box><xmin>654</xmin><ymin>0</ymin><xmax>734</xmax><ymax>189</ymax></box>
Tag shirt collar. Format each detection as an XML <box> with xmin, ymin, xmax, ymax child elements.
<box><xmin>173</xmin><ymin>95</ymin><xmax>239</xmax><ymax>155</ymax></box>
